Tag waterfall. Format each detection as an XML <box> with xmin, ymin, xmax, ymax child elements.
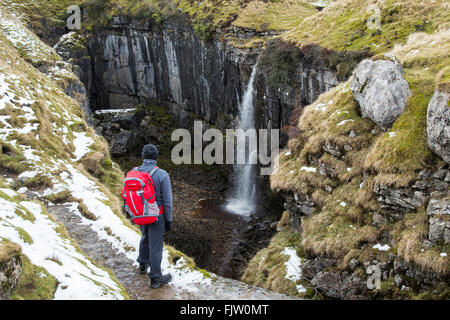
<box><xmin>226</xmin><ymin>64</ymin><xmax>258</xmax><ymax>216</ymax></box>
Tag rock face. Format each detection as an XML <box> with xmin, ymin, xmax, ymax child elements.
<box><xmin>310</xmin><ymin>271</ymin><xmax>367</xmax><ymax>299</ymax></box>
<box><xmin>427</xmin><ymin>90</ymin><xmax>450</xmax><ymax>164</ymax></box>
<box><xmin>0</xmin><ymin>242</ymin><xmax>22</xmax><ymax>300</ymax></box>
<box><xmin>373</xmin><ymin>166</ymin><xmax>449</xmax><ymax>215</ymax></box>
<box><xmin>63</xmin><ymin>17</ymin><xmax>340</xmax><ymax>134</ymax></box>
<box><xmin>85</xmin><ymin>18</ymin><xmax>247</xmax><ymax>127</ymax></box>
<box><xmin>350</xmin><ymin>57</ymin><xmax>411</xmax><ymax>130</ymax></box>
<box><xmin>427</xmin><ymin>191</ymin><xmax>450</xmax><ymax>244</ymax></box>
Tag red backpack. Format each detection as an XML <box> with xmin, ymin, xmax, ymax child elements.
<box><xmin>122</xmin><ymin>167</ymin><xmax>163</xmax><ymax>226</ymax></box>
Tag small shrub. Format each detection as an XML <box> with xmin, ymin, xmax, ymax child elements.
<box><xmin>43</xmin><ymin>190</ymin><xmax>77</xmax><ymax>204</ymax></box>
<box><xmin>77</xmin><ymin>200</ymin><xmax>97</xmax><ymax>221</ymax></box>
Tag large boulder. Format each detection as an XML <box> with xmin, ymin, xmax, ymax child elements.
<box><xmin>427</xmin><ymin>90</ymin><xmax>450</xmax><ymax>164</ymax></box>
<box><xmin>350</xmin><ymin>57</ymin><xmax>411</xmax><ymax>130</ymax></box>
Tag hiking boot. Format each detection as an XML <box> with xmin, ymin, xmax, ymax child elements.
<box><xmin>139</xmin><ymin>263</ymin><xmax>148</xmax><ymax>274</ymax></box>
<box><xmin>150</xmin><ymin>274</ymin><xmax>172</xmax><ymax>289</ymax></box>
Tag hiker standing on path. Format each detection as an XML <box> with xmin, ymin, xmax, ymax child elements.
<box><xmin>135</xmin><ymin>144</ymin><xmax>173</xmax><ymax>289</ymax></box>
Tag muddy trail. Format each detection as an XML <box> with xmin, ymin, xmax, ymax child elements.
<box><xmin>47</xmin><ymin>203</ymin><xmax>295</xmax><ymax>300</ymax></box>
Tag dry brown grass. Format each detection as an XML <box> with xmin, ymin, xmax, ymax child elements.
<box><xmin>232</xmin><ymin>0</ymin><xmax>318</xmax><ymax>32</ymax></box>
<box><xmin>271</xmin><ymin>82</ymin><xmax>376</xmax><ymax>194</ymax></box>
<box><xmin>301</xmin><ymin>209</ymin><xmax>380</xmax><ymax>259</ymax></box>
<box><xmin>77</xmin><ymin>199</ymin><xmax>97</xmax><ymax>221</ymax></box>
<box><xmin>282</xmin><ymin>0</ymin><xmax>450</xmax><ymax>54</ymax></box>
<box><xmin>0</xmin><ymin>240</ymin><xmax>21</xmax><ymax>265</ymax></box>
<box><xmin>43</xmin><ymin>190</ymin><xmax>77</xmax><ymax>204</ymax></box>
<box><xmin>393</xmin><ymin>210</ymin><xmax>450</xmax><ymax>277</ymax></box>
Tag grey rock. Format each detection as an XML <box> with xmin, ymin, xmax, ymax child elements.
<box><xmin>374</xmin><ymin>182</ymin><xmax>427</xmax><ymax>212</ymax></box>
<box><xmin>318</xmin><ymin>159</ymin><xmax>338</xmax><ymax>178</ymax></box>
<box><xmin>372</xmin><ymin>212</ymin><xmax>387</xmax><ymax>227</ymax></box>
<box><xmin>83</xmin><ymin>19</ymin><xmax>338</xmax><ymax>134</ymax></box>
<box><xmin>301</xmin><ymin>257</ymin><xmax>335</xmax><ymax>281</ymax></box>
<box><xmin>422</xmin><ymin>240</ymin><xmax>433</xmax><ymax>248</ymax></box>
<box><xmin>350</xmin><ymin>58</ymin><xmax>411</xmax><ymax>130</ymax></box>
<box><xmin>110</xmin><ymin>130</ymin><xmax>132</xmax><ymax>156</ymax></box>
<box><xmin>0</xmin><ymin>247</ymin><xmax>22</xmax><ymax>299</ymax></box>
<box><xmin>349</xmin><ymin>258</ymin><xmax>359</xmax><ymax>271</ymax></box>
<box><xmin>427</xmin><ymin>195</ymin><xmax>450</xmax><ymax>216</ymax></box>
<box><xmin>427</xmin><ymin>90</ymin><xmax>450</xmax><ymax>163</ymax></box>
<box><xmin>311</xmin><ymin>271</ymin><xmax>367</xmax><ymax>299</ymax></box>
<box><xmin>394</xmin><ymin>274</ymin><xmax>403</xmax><ymax>288</ymax></box>
<box><xmin>428</xmin><ymin>217</ymin><xmax>450</xmax><ymax>244</ymax></box>
<box><xmin>323</xmin><ymin>140</ymin><xmax>342</xmax><ymax>157</ymax></box>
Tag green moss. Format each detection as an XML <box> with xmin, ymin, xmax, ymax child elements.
<box><xmin>242</xmin><ymin>230</ymin><xmax>316</xmax><ymax>298</ymax></box>
<box><xmin>14</xmin><ymin>174</ymin><xmax>54</xmax><ymax>191</ymax></box>
<box><xmin>10</xmin><ymin>254</ymin><xmax>58</xmax><ymax>300</ymax></box>
<box><xmin>0</xmin><ymin>142</ymin><xmax>27</xmax><ymax>174</ymax></box>
<box><xmin>364</xmin><ymin>58</ymin><xmax>448</xmax><ymax>179</ymax></box>
<box><xmin>16</xmin><ymin>227</ymin><xmax>33</xmax><ymax>244</ymax></box>
<box><xmin>283</xmin><ymin>0</ymin><xmax>448</xmax><ymax>55</ymax></box>
<box><xmin>166</xmin><ymin>245</ymin><xmax>216</xmax><ymax>280</ymax></box>
<box><xmin>14</xmin><ymin>207</ymin><xmax>36</xmax><ymax>223</ymax></box>
<box><xmin>0</xmin><ymin>240</ymin><xmax>21</xmax><ymax>265</ymax></box>
<box><xmin>232</xmin><ymin>0</ymin><xmax>317</xmax><ymax>32</ymax></box>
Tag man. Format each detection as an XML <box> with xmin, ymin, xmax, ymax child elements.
<box><xmin>136</xmin><ymin>144</ymin><xmax>173</xmax><ymax>289</ymax></box>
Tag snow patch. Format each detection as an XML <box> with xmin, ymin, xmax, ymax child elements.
<box><xmin>372</xmin><ymin>244</ymin><xmax>391</xmax><ymax>251</ymax></box>
<box><xmin>300</xmin><ymin>167</ymin><xmax>317</xmax><ymax>173</ymax></box>
<box><xmin>72</xmin><ymin>132</ymin><xmax>94</xmax><ymax>161</ymax></box>
<box><xmin>281</xmin><ymin>247</ymin><xmax>305</xmax><ymax>293</ymax></box>
<box><xmin>0</xmin><ymin>195</ymin><xmax>125</xmax><ymax>299</ymax></box>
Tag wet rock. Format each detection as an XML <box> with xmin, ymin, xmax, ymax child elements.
<box><xmin>110</xmin><ymin>130</ymin><xmax>132</xmax><ymax>156</ymax></box>
<box><xmin>427</xmin><ymin>90</ymin><xmax>449</xmax><ymax>163</ymax></box>
<box><xmin>283</xmin><ymin>193</ymin><xmax>315</xmax><ymax>231</ymax></box>
<box><xmin>350</xmin><ymin>56</ymin><xmax>411</xmax><ymax>130</ymax></box>
<box><xmin>53</xmin><ymin>32</ymin><xmax>93</xmax><ymax>125</ymax></box>
<box><xmin>110</xmin><ymin>111</ymin><xmax>146</xmax><ymax>130</ymax></box>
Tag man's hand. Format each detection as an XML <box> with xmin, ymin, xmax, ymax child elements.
<box><xmin>165</xmin><ymin>221</ymin><xmax>172</xmax><ymax>232</ymax></box>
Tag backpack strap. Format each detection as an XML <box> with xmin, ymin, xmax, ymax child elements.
<box><xmin>148</xmin><ymin>167</ymin><xmax>159</xmax><ymax>177</ymax></box>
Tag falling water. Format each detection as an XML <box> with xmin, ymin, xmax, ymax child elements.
<box><xmin>226</xmin><ymin>64</ymin><xmax>258</xmax><ymax>216</ymax></box>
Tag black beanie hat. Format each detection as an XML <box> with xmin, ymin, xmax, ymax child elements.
<box><xmin>142</xmin><ymin>144</ymin><xmax>159</xmax><ymax>160</ymax></box>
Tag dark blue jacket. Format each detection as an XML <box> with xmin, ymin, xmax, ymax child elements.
<box><xmin>137</xmin><ymin>159</ymin><xmax>173</xmax><ymax>222</ymax></box>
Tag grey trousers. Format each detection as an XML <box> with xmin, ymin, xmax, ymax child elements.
<box><xmin>137</xmin><ymin>214</ymin><xmax>165</xmax><ymax>279</ymax></box>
